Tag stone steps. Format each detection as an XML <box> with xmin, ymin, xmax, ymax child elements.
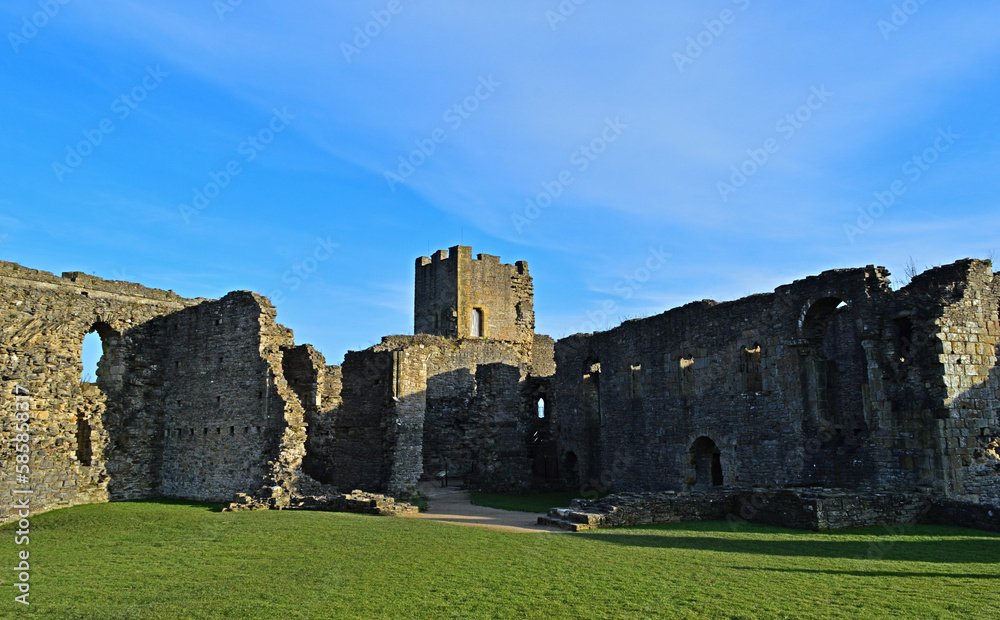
<box><xmin>536</xmin><ymin>507</ymin><xmax>608</xmax><ymax>531</ymax></box>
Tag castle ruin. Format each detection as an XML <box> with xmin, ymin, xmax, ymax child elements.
<box><xmin>1</xmin><ymin>248</ymin><xmax>998</xmax><ymax>529</ymax></box>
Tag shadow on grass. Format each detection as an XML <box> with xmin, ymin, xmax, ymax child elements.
<box><xmin>733</xmin><ymin>567</ymin><xmax>1000</xmax><ymax>579</ymax></box>
<box><xmin>124</xmin><ymin>499</ymin><xmax>226</xmax><ymax>513</ymax></box>
<box><xmin>578</xmin><ymin>527</ymin><xmax>1000</xmax><ymax>564</ymax></box>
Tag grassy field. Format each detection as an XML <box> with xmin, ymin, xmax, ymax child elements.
<box><xmin>470</xmin><ymin>490</ymin><xmax>609</xmax><ymax>513</ymax></box>
<box><xmin>1</xmin><ymin>501</ymin><xmax>998</xmax><ymax>619</ymax></box>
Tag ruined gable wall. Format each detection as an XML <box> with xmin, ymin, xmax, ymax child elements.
<box><xmin>552</xmin><ymin>265</ymin><xmax>896</xmax><ymax>496</ymax></box>
<box><xmin>908</xmin><ymin>260</ymin><xmax>1000</xmax><ymax>505</ymax></box>
<box><xmin>0</xmin><ymin>262</ymin><xmax>202</xmax><ymax>523</ymax></box>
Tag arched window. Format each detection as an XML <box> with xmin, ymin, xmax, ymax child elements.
<box><xmin>80</xmin><ymin>331</ymin><xmax>103</xmax><ymax>383</ymax></box>
<box><xmin>470</xmin><ymin>308</ymin><xmax>484</xmax><ymax>337</ymax></box>
<box><xmin>537</xmin><ymin>397</ymin><xmax>546</xmax><ymax>419</ymax></box>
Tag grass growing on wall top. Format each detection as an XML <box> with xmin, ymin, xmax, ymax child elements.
<box><xmin>1</xmin><ymin>501</ymin><xmax>997</xmax><ymax>619</ymax></box>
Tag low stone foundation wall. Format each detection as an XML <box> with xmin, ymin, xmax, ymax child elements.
<box><xmin>734</xmin><ymin>488</ymin><xmax>930</xmax><ymax>531</ymax></box>
<box><xmin>225</xmin><ymin>488</ymin><xmax>417</xmax><ymax>517</ymax></box>
<box><xmin>540</xmin><ymin>488</ymin><xmax>938</xmax><ymax>532</ymax></box>
<box><xmin>539</xmin><ymin>491</ymin><xmax>734</xmax><ymax>531</ymax></box>
<box><xmin>925</xmin><ymin>499</ymin><xmax>1000</xmax><ymax>532</ymax></box>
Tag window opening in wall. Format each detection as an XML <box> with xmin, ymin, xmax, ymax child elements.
<box><xmin>76</xmin><ymin>415</ymin><xmax>92</xmax><ymax>465</ymax></box>
<box><xmin>630</xmin><ymin>363</ymin><xmax>643</xmax><ymax>399</ymax></box>
<box><xmin>470</xmin><ymin>307</ymin><xmax>484</xmax><ymax>337</ymax></box>
<box><xmin>229</xmin><ymin>426</ymin><xmax>235</xmax><ymax>436</ymax></box>
<box><xmin>537</xmin><ymin>397</ymin><xmax>546</xmax><ymax>419</ymax></box>
<box><xmin>583</xmin><ymin>362</ymin><xmax>601</xmax><ymax>426</ymax></box>
<box><xmin>80</xmin><ymin>330</ymin><xmax>103</xmax><ymax>383</ymax></box>
<box><xmin>743</xmin><ymin>344</ymin><xmax>762</xmax><ymax>393</ymax></box>
<box><xmin>679</xmin><ymin>355</ymin><xmax>695</xmax><ymax>397</ymax></box>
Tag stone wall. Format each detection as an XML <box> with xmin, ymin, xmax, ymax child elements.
<box><xmin>0</xmin><ymin>261</ymin><xmax>313</xmax><ymax>523</ymax></box>
<box><xmin>549</xmin><ymin>258</ymin><xmax>999</xmax><ymax>510</ymax></box>
<box><xmin>139</xmin><ymin>292</ymin><xmax>307</xmax><ymax>502</ymax></box>
<box><xmin>541</xmin><ymin>488</ymin><xmax>930</xmax><ymax>532</ymax></box>
<box><xmin>551</xmin><ymin>265</ymin><xmax>896</xmax><ymax>496</ymax></box>
<box><xmin>0</xmin><ymin>262</ymin><xmax>200</xmax><ymax>522</ymax></box>
<box><xmin>318</xmin><ymin>333</ymin><xmax>549</xmax><ymax>496</ymax></box>
<box><xmin>323</xmin><ymin>348</ymin><xmax>395</xmax><ymax>493</ymax></box>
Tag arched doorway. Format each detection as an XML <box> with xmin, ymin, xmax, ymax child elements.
<box><xmin>690</xmin><ymin>436</ymin><xmax>723</xmax><ymax>489</ymax></box>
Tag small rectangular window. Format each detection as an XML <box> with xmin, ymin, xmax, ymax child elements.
<box><xmin>630</xmin><ymin>363</ymin><xmax>643</xmax><ymax>399</ymax></box>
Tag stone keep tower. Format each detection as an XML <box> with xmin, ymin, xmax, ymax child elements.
<box><xmin>415</xmin><ymin>245</ymin><xmax>534</xmax><ymax>347</ymax></box>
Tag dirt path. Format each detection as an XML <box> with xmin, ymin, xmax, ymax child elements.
<box><xmin>402</xmin><ymin>481</ymin><xmax>565</xmax><ymax>534</ymax></box>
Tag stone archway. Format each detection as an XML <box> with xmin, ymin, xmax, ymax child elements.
<box><xmin>690</xmin><ymin>436</ymin><xmax>723</xmax><ymax>489</ymax></box>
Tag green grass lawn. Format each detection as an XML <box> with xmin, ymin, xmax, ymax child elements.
<box><xmin>1</xmin><ymin>501</ymin><xmax>998</xmax><ymax>619</ymax></box>
<box><xmin>470</xmin><ymin>490</ymin><xmax>609</xmax><ymax>513</ymax></box>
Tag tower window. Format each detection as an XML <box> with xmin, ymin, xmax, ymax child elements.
<box><xmin>470</xmin><ymin>308</ymin><xmax>484</xmax><ymax>337</ymax></box>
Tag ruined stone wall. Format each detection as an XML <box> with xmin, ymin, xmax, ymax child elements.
<box><xmin>0</xmin><ymin>262</ymin><xmax>201</xmax><ymax>522</ymax></box>
<box><xmin>324</xmin><ymin>349</ymin><xmax>395</xmax><ymax>492</ymax></box>
<box><xmin>414</xmin><ymin>246</ymin><xmax>534</xmax><ymax>353</ymax></box>
<box><xmin>144</xmin><ymin>292</ymin><xmax>306</xmax><ymax>502</ymax></box>
<box><xmin>281</xmin><ymin>345</ymin><xmax>332</xmax><ymax>483</ymax></box>
<box><xmin>914</xmin><ymin>260</ymin><xmax>1000</xmax><ymax>505</ymax></box>
<box><xmin>531</xmin><ymin>334</ymin><xmax>556</xmax><ymax>377</ymax></box>
<box><xmin>551</xmin><ymin>265</ymin><xmax>899</xmax><ymax>496</ymax></box>
<box><xmin>325</xmin><ymin>334</ymin><xmax>541</xmax><ymax>495</ymax></box>
<box><xmin>0</xmin><ymin>261</ymin><xmax>314</xmax><ymax>522</ymax></box>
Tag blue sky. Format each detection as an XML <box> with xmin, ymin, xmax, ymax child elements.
<box><xmin>3</xmin><ymin>1</ymin><xmax>999</xmax><ymax>369</ymax></box>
